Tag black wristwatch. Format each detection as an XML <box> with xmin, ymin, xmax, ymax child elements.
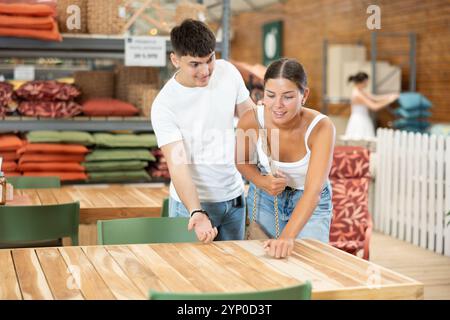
<box><xmin>190</xmin><ymin>209</ymin><xmax>210</xmax><ymax>219</ymax></box>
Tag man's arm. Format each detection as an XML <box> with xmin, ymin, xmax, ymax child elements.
<box><xmin>161</xmin><ymin>140</ymin><xmax>217</xmax><ymax>243</ymax></box>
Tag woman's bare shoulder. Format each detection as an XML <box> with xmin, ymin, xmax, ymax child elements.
<box><xmin>237</xmin><ymin>108</ymin><xmax>259</xmax><ymax>130</ymax></box>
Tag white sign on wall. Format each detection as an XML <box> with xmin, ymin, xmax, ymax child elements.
<box><xmin>125</xmin><ymin>36</ymin><xmax>166</xmax><ymax>67</ymax></box>
<box><xmin>14</xmin><ymin>65</ymin><xmax>35</xmax><ymax>80</ymax></box>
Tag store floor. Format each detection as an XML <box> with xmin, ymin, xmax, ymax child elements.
<box><xmin>371</xmin><ymin>231</ymin><xmax>450</xmax><ymax>300</ymax></box>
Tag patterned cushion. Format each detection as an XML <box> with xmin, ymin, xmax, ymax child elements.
<box><xmin>330</xmin><ymin>146</ymin><xmax>370</xmax><ymax>179</ymax></box>
<box><xmin>329</xmin><ymin>178</ymin><xmax>370</xmax><ymax>244</ymax></box>
<box><xmin>329</xmin><ymin>146</ymin><xmax>372</xmax><ymax>259</ymax></box>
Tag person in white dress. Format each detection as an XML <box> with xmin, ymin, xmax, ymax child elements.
<box><xmin>344</xmin><ymin>72</ymin><xmax>399</xmax><ymax>140</ymax></box>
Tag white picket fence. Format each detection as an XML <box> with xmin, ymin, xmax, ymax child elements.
<box><xmin>374</xmin><ymin>128</ymin><xmax>450</xmax><ymax>256</ymax></box>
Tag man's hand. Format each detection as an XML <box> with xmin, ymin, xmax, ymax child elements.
<box><xmin>263</xmin><ymin>238</ymin><xmax>295</xmax><ymax>259</ymax></box>
<box><xmin>188</xmin><ymin>212</ymin><xmax>218</xmax><ymax>243</ymax></box>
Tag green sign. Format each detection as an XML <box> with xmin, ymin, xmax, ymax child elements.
<box><xmin>262</xmin><ymin>21</ymin><xmax>283</xmax><ymax>66</ymax></box>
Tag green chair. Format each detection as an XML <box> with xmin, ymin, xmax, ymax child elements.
<box><xmin>97</xmin><ymin>217</ymin><xmax>197</xmax><ymax>245</ymax></box>
<box><xmin>149</xmin><ymin>282</ymin><xmax>312</xmax><ymax>300</ymax></box>
<box><xmin>0</xmin><ymin>202</ymin><xmax>80</xmax><ymax>248</ymax></box>
<box><xmin>7</xmin><ymin>176</ymin><xmax>61</xmax><ymax>189</ymax></box>
<box><xmin>160</xmin><ymin>197</ymin><xmax>169</xmax><ymax>217</ymax></box>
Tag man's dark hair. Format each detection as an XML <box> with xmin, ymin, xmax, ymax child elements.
<box><xmin>170</xmin><ymin>19</ymin><xmax>216</xmax><ymax>57</ymax></box>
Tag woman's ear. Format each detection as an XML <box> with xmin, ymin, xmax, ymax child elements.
<box><xmin>170</xmin><ymin>52</ymin><xmax>180</xmax><ymax>68</ymax></box>
<box><xmin>301</xmin><ymin>88</ymin><xmax>310</xmax><ymax>105</ymax></box>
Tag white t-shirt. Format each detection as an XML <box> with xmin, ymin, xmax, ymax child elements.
<box><xmin>151</xmin><ymin>59</ymin><xmax>250</xmax><ymax>202</ymax></box>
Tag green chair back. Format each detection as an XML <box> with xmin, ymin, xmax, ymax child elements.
<box><xmin>0</xmin><ymin>202</ymin><xmax>79</xmax><ymax>246</ymax></box>
<box><xmin>149</xmin><ymin>282</ymin><xmax>312</xmax><ymax>300</ymax></box>
<box><xmin>97</xmin><ymin>217</ymin><xmax>197</xmax><ymax>245</ymax></box>
<box><xmin>7</xmin><ymin>176</ymin><xmax>61</xmax><ymax>189</ymax></box>
<box><xmin>160</xmin><ymin>198</ymin><xmax>169</xmax><ymax>217</ymax></box>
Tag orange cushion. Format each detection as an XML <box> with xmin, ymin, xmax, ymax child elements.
<box><xmin>0</xmin><ymin>19</ymin><xmax>61</xmax><ymax>42</ymax></box>
<box><xmin>83</xmin><ymin>99</ymin><xmax>140</xmax><ymax>117</ymax></box>
<box><xmin>2</xmin><ymin>161</ymin><xmax>17</xmax><ymax>172</ymax></box>
<box><xmin>0</xmin><ymin>14</ymin><xmax>54</xmax><ymax>29</ymax></box>
<box><xmin>23</xmin><ymin>171</ymin><xmax>87</xmax><ymax>182</ymax></box>
<box><xmin>19</xmin><ymin>162</ymin><xmax>85</xmax><ymax>172</ymax></box>
<box><xmin>0</xmin><ymin>152</ymin><xmax>19</xmax><ymax>161</ymax></box>
<box><xmin>17</xmin><ymin>143</ymin><xmax>89</xmax><ymax>155</ymax></box>
<box><xmin>19</xmin><ymin>153</ymin><xmax>86</xmax><ymax>164</ymax></box>
<box><xmin>5</xmin><ymin>172</ymin><xmax>21</xmax><ymax>177</ymax></box>
<box><xmin>0</xmin><ymin>3</ymin><xmax>56</xmax><ymax>17</ymax></box>
<box><xmin>0</xmin><ymin>135</ymin><xmax>23</xmax><ymax>151</ymax></box>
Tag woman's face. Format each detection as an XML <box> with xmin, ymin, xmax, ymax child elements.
<box><xmin>263</xmin><ymin>78</ymin><xmax>308</xmax><ymax>125</ymax></box>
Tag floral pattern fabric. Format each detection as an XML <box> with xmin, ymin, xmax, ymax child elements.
<box><xmin>329</xmin><ymin>146</ymin><xmax>372</xmax><ymax>260</ymax></box>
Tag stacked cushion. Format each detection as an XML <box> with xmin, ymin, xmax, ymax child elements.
<box><xmin>0</xmin><ymin>82</ymin><xmax>17</xmax><ymax>116</ymax></box>
<box><xmin>17</xmin><ymin>142</ymin><xmax>89</xmax><ymax>182</ymax></box>
<box><xmin>0</xmin><ymin>3</ymin><xmax>61</xmax><ymax>41</ymax></box>
<box><xmin>26</xmin><ymin>131</ymin><xmax>94</xmax><ymax>146</ymax></box>
<box><xmin>393</xmin><ymin>92</ymin><xmax>432</xmax><ymax>133</ymax></box>
<box><xmin>149</xmin><ymin>149</ymin><xmax>170</xmax><ymax>180</ymax></box>
<box><xmin>16</xmin><ymin>81</ymin><xmax>82</xmax><ymax>118</ymax></box>
<box><xmin>0</xmin><ymin>134</ymin><xmax>23</xmax><ymax>177</ymax></box>
<box><xmin>83</xmin><ymin>133</ymin><xmax>157</xmax><ymax>183</ymax></box>
<box><xmin>19</xmin><ymin>133</ymin><xmax>92</xmax><ymax>182</ymax></box>
<box><xmin>329</xmin><ymin>146</ymin><xmax>372</xmax><ymax>259</ymax></box>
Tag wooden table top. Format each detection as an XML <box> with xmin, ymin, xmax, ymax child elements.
<box><xmin>6</xmin><ymin>184</ymin><xmax>169</xmax><ymax>224</ymax></box>
<box><xmin>0</xmin><ymin>239</ymin><xmax>423</xmax><ymax>300</ymax></box>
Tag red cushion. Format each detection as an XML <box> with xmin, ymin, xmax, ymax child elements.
<box><xmin>330</xmin><ymin>146</ymin><xmax>370</xmax><ymax>179</ymax></box>
<box><xmin>329</xmin><ymin>178</ymin><xmax>370</xmax><ymax>244</ymax></box>
<box><xmin>0</xmin><ymin>3</ymin><xmax>56</xmax><ymax>17</ymax></box>
<box><xmin>19</xmin><ymin>153</ymin><xmax>85</xmax><ymax>164</ymax></box>
<box><xmin>2</xmin><ymin>161</ymin><xmax>17</xmax><ymax>172</ymax></box>
<box><xmin>0</xmin><ymin>151</ymin><xmax>19</xmax><ymax>161</ymax></box>
<box><xmin>23</xmin><ymin>171</ymin><xmax>87</xmax><ymax>181</ymax></box>
<box><xmin>82</xmin><ymin>99</ymin><xmax>139</xmax><ymax>117</ymax></box>
<box><xmin>0</xmin><ymin>19</ymin><xmax>61</xmax><ymax>41</ymax></box>
<box><xmin>17</xmin><ymin>143</ymin><xmax>89</xmax><ymax>155</ymax></box>
<box><xmin>19</xmin><ymin>162</ymin><xmax>85</xmax><ymax>172</ymax></box>
<box><xmin>0</xmin><ymin>135</ymin><xmax>23</xmax><ymax>151</ymax></box>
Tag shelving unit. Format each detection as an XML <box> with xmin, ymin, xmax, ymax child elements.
<box><xmin>0</xmin><ymin>116</ymin><xmax>152</xmax><ymax>132</ymax></box>
<box><xmin>0</xmin><ymin>0</ymin><xmax>231</xmax><ymax>133</ymax></box>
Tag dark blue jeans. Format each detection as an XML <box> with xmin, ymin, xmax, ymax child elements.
<box><xmin>169</xmin><ymin>194</ymin><xmax>246</xmax><ymax>241</ymax></box>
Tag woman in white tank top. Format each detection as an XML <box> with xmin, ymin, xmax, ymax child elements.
<box><xmin>236</xmin><ymin>58</ymin><xmax>336</xmax><ymax>258</ymax></box>
<box><xmin>344</xmin><ymin>72</ymin><xmax>399</xmax><ymax>140</ymax></box>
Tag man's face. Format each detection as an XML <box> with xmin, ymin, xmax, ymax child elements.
<box><xmin>171</xmin><ymin>52</ymin><xmax>216</xmax><ymax>87</ymax></box>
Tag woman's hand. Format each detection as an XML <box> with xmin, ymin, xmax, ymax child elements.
<box><xmin>390</xmin><ymin>93</ymin><xmax>400</xmax><ymax>101</ymax></box>
<box><xmin>260</xmin><ymin>171</ymin><xmax>287</xmax><ymax>196</ymax></box>
<box><xmin>263</xmin><ymin>238</ymin><xmax>295</xmax><ymax>258</ymax></box>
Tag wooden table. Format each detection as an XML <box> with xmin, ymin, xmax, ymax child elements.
<box><xmin>7</xmin><ymin>184</ymin><xmax>169</xmax><ymax>224</ymax></box>
<box><xmin>0</xmin><ymin>239</ymin><xmax>423</xmax><ymax>300</ymax></box>
<box><xmin>6</xmin><ymin>184</ymin><xmax>169</xmax><ymax>245</ymax></box>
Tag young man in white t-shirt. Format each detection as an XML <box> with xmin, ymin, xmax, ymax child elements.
<box><xmin>151</xmin><ymin>19</ymin><xmax>255</xmax><ymax>243</ymax></box>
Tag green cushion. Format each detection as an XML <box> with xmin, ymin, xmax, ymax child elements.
<box><xmin>85</xmin><ymin>149</ymin><xmax>156</xmax><ymax>162</ymax></box>
<box><xmin>93</xmin><ymin>133</ymin><xmax>157</xmax><ymax>148</ymax></box>
<box><xmin>88</xmin><ymin>170</ymin><xmax>151</xmax><ymax>182</ymax></box>
<box><xmin>27</xmin><ymin>131</ymin><xmax>95</xmax><ymax>146</ymax></box>
<box><xmin>82</xmin><ymin>160</ymin><xmax>148</xmax><ymax>172</ymax></box>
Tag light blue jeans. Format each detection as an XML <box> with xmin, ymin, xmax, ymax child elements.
<box><xmin>169</xmin><ymin>194</ymin><xmax>246</xmax><ymax>241</ymax></box>
<box><xmin>247</xmin><ymin>182</ymin><xmax>333</xmax><ymax>243</ymax></box>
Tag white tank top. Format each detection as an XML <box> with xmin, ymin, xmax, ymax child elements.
<box><xmin>255</xmin><ymin>105</ymin><xmax>327</xmax><ymax>190</ymax></box>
